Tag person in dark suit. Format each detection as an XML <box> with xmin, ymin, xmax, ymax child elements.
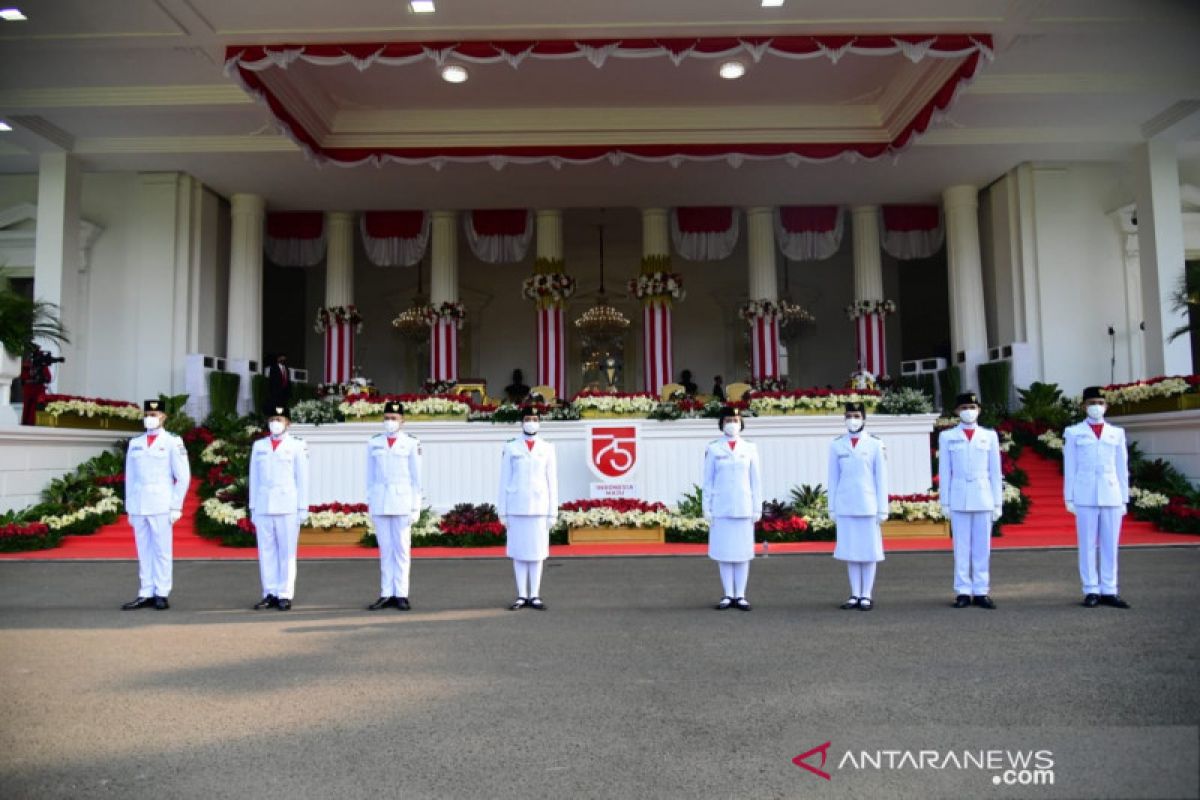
<box><xmin>712</xmin><ymin>375</ymin><xmax>726</xmax><ymax>402</ymax></box>
<box><xmin>266</xmin><ymin>353</ymin><xmax>290</xmax><ymax>412</ymax></box>
<box><xmin>680</xmin><ymin>370</ymin><xmax>698</xmax><ymax>396</ymax></box>
<box><xmin>504</xmin><ymin>369</ymin><xmax>531</xmax><ymax>404</ymax></box>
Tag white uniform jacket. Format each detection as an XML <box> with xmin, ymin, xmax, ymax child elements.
<box><xmin>702</xmin><ymin>438</ymin><xmax>762</xmax><ymax>519</ymax></box>
<box><xmin>124</xmin><ymin>431</ymin><xmax>190</xmax><ymax>515</ymax></box>
<box><xmin>827</xmin><ymin>433</ymin><xmax>888</xmax><ymax>517</ymax></box>
<box><xmin>1063</xmin><ymin>420</ymin><xmax>1129</xmax><ymax>507</ymax></box>
<box><xmin>366</xmin><ymin>432</ymin><xmax>422</xmax><ymax>516</ymax></box>
<box><xmin>937</xmin><ymin>425</ymin><xmax>1002</xmax><ymax>512</ymax></box>
<box><xmin>249</xmin><ymin>434</ymin><xmax>310</xmax><ymax>515</ymax></box>
<box><xmin>497</xmin><ymin>437</ymin><xmax>558</xmax><ymax>518</ymax></box>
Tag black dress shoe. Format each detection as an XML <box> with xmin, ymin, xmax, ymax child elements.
<box><xmin>367</xmin><ymin>596</ymin><xmax>396</xmax><ymax>610</ymax></box>
<box><xmin>277</xmin><ymin>598</ymin><xmax>292</xmax><ymax>611</ymax></box>
<box><xmin>154</xmin><ymin>596</ymin><xmax>169</xmax><ymax>610</ymax></box>
<box><xmin>1100</xmin><ymin>594</ymin><xmax>1131</xmax><ymax>609</ymax></box>
<box><xmin>1082</xmin><ymin>593</ymin><xmax>1100</xmax><ymax>608</ymax></box>
<box><xmin>122</xmin><ymin>597</ymin><xmax>154</xmax><ymax>610</ymax></box>
<box><xmin>395</xmin><ymin>597</ymin><xmax>411</xmax><ymax>611</ymax></box>
<box><xmin>254</xmin><ymin>595</ymin><xmax>278</xmax><ymax>610</ymax></box>
<box><xmin>953</xmin><ymin>594</ymin><xmax>971</xmax><ymax>608</ymax></box>
<box><xmin>974</xmin><ymin>595</ymin><xmax>997</xmax><ymax>610</ymax></box>
<box><xmin>858</xmin><ymin>598</ymin><xmax>874</xmax><ymax>611</ymax></box>
<box><xmin>734</xmin><ymin>597</ymin><xmax>752</xmax><ymax>611</ymax></box>
<box><xmin>509</xmin><ymin>597</ymin><xmax>528</xmax><ymax>610</ymax></box>
<box><xmin>714</xmin><ymin>596</ymin><xmax>734</xmax><ymax>610</ymax></box>
<box><xmin>840</xmin><ymin>596</ymin><xmax>861</xmax><ymax>610</ymax></box>
<box><xmin>528</xmin><ymin>597</ymin><xmax>546</xmax><ymax>610</ymax></box>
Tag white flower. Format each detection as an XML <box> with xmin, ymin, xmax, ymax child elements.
<box><xmin>200</xmin><ymin>440</ymin><xmax>229</xmax><ymax>465</ymax></box>
<box><xmin>1130</xmin><ymin>486</ymin><xmax>1168</xmax><ymax>509</ymax></box>
<box><xmin>1037</xmin><ymin>430</ymin><xmax>1064</xmax><ymax>451</ymax></box>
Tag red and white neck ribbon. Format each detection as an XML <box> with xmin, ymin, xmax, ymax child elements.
<box><xmin>537</xmin><ymin>306</ymin><xmax>566</xmax><ymax>399</ymax></box>
<box><xmin>360</xmin><ymin>210</ymin><xmax>429</xmax><ymax>267</ymax></box>
<box><xmin>881</xmin><ymin>205</ymin><xmax>944</xmax><ymax>260</ymax></box>
<box><xmin>855</xmin><ymin>312</ymin><xmax>887</xmax><ymax>377</ymax></box>
<box><xmin>464</xmin><ymin>209</ymin><xmax>533</xmax><ymax>263</ymax></box>
<box><xmin>265</xmin><ymin>211</ymin><xmax>325</xmax><ymax>267</ymax></box>
<box><xmin>323</xmin><ymin>321</ymin><xmax>354</xmax><ymax>384</ymax></box>
<box><xmin>670</xmin><ymin>207</ymin><xmax>739</xmax><ymax>261</ymax></box>
<box><xmin>775</xmin><ymin>206</ymin><xmax>844</xmax><ymax>261</ymax></box>
<box><xmin>430</xmin><ymin>317</ymin><xmax>458</xmax><ymax>382</ymax></box>
<box><xmin>750</xmin><ymin>315</ymin><xmax>781</xmax><ymax>381</ymax></box>
<box><xmin>642</xmin><ymin>301</ymin><xmax>673</xmax><ymax>396</ymax></box>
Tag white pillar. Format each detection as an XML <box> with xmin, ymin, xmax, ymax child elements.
<box><xmin>430</xmin><ymin>210</ymin><xmax>458</xmax><ymax>305</ymax></box>
<box><xmin>851</xmin><ymin>206</ymin><xmax>883</xmax><ymax>301</ymax></box>
<box><xmin>226</xmin><ymin>194</ymin><xmax>264</xmax><ymax>363</ymax></box>
<box><xmin>324</xmin><ymin>211</ymin><xmax>355</xmax><ymax>308</ymax></box>
<box><xmin>1133</xmin><ymin>139</ymin><xmax>1192</xmax><ymax>375</ymax></box>
<box><xmin>1110</xmin><ymin>207</ymin><xmax>1146</xmax><ymax>381</ymax></box>
<box><xmin>536</xmin><ymin>209</ymin><xmax>563</xmax><ymax>262</ymax></box>
<box><xmin>641</xmin><ymin>208</ymin><xmax>669</xmax><ymax>259</ymax></box>
<box><xmin>746</xmin><ymin>207</ymin><xmax>778</xmax><ymax>301</ymax></box>
<box><xmin>33</xmin><ymin>151</ymin><xmax>81</xmax><ymax>393</ymax></box>
<box><xmin>943</xmin><ymin>184</ymin><xmax>989</xmax><ymax>392</ymax></box>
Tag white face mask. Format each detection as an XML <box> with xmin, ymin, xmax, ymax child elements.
<box><xmin>383</xmin><ymin>419</ymin><xmax>401</xmax><ymax>434</ymax></box>
<box><xmin>1085</xmin><ymin>404</ymin><xmax>1105</xmax><ymax>421</ymax></box>
<box><xmin>959</xmin><ymin>408</ymin><xmax>980</xmax><ymax>425</ymax></box>
<box><xmin>268</xmin><ymin>420</ymin><xmax>286</xmax><ymax>436</ymax></box>
<box><xmin>846</xmin><ymin>418</ymin><xmax>864</xmax><ymax>433</ymax></box>
<box><xmin>722</xmin><ymin>422</ymin><xmax>740</xmax><ymax>438</ymax></box>
<box><xmin>522</xmin><ymin>421</ymin><xmax>540</xmax><ymax>436</ymax></box>
<box><xmin>143</xmin><ymin>416</ymin><xmax>161</xmax><ymax>431</ymax></box>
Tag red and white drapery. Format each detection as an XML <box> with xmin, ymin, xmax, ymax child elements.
<box><xmin>643</xmin><ymin>301</ymin><xmax>673</xmax><ymax>396</ymax></box>
<box><xmin>750</xmin><ymin>315</ymin><xmax>782</xmax><ymax>381</ymax></box>
<box><xmin>464</xmin><ymin>209</ymin><xmax>533</xmax><ymax>263</ymax></box>
<box><xmin>855</xmin><ymin>313</ymin><xmax>887</xmax><ymax>377</ymax></box>
<box><xmin>265</xmin><ymin>212</ymin><xmax>325</xmax><ymax>267</ymax></box>
<box><xmin>775</xmin><ymin>206</ymin><xmax>844</xmax><ymax>261</ymax></box>
<box><xmin>430</xmin><ymin>318</ymin><xmax>458</xmax><ymax>382</ymax></box>
<box><xmin>537</xmin><ymin>306</ymin><xmax>566</xmax><ymax>399</ymax></box>
<box><xmin>670</xmin><ymin>207</ymin><xmax>739</xmax><ymax>261</ymax></box>
<box><xmin>360</xmin><ymin>210</ymin><xmax>429</xmax><ymax>266</ymax></box>
<box><xmin>881</xmin><ymin>205</ymin><xmax>944</xmax><ymax>260</ymax></box>
<box><xmin>323</xmin><ymin>322</ymin><xmax>354</xmax><ymax>384</ymax></box>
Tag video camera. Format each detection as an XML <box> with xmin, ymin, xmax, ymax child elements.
<box><xmin>29</xmin><ymin>349</ymin><xmax>65</xmax><ymax>369</ymax></box>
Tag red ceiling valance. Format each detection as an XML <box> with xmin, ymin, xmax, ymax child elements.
<box><xmin>882</xmin><ymin>205</ymin><xmax>942</xmax><ymax>232</ymax></box>
<box><xmin>266</xmin><ymin>211</ymin><xmax>323</xmax><ymax>239</ymax></box>
<box><xmin>778</xmin><ymin>206</ymin><xmax>841</xmax><ymax>233</ymax></box>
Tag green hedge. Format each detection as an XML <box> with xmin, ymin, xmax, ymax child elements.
<box><xmin>937</xmin><ymin>365</ymin><xmax>962</xmax><ymax>416</ymax></box>
<box><xmin>978</xmin><ymin>360</ymin><xmax>1013</xmax><ymax>414</ymax></box>
<box><xmin>898</xmin><ymin>373</ymin><xmax>937</xmax><ymax>399</ymax></box>
<box><xmin>251</xmin><ymin>374</ymin><xmax>268</xmax><ymax>416</ymax></box>
<box><xmin>207</xmin><ymin>371</ymin><xmax>241</xmax><ymax>417</ymax></box>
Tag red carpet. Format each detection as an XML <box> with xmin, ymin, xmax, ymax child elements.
<box><xmin>3</xmin><ymin>452</ymin><xmax>1198</xmax><ymax>561</ymax></box>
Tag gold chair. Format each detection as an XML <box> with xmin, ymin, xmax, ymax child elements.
<box><xmin>659</xmin><ymin>382</ymin><xmax>685</xmax><ymax>402</ymax></box>
<box><xmin>725</xmin><ymin>382</ymin><xmax>751</xmax><ymax>402</ymax></box>
<box><xmin>453</xmin><ymin>381</ymin><xmax>489</xmax><ymax>406</ymax></box>
<box><xmin>530</xmin><ymin>384</ymin><xmax>557</xmax><ymax>404</ymax></box>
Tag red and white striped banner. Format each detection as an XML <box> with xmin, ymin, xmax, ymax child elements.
<box><xmin>430</xmin><ymin>317</ymin><xmax>459</xmax><ymax>382</ymax></box>
<box><xmin>323</xmin><ymin>321</ymin><xmax>354</xmax><ymax>384</ymax></box>
<box><xmin>750</xmin><ymin>316</ymin><xmax>781</xmax><ymax>380</ymax></box>
<box><xmin>642</xmin><ymin>302</ymin><xmax>673</xmax><ymax>395</ymax></box>
<box><xmin>537</xmin><ymin>305</ymin><xmax>566</xmax><ymax>399</ymax></box>
<box><xmin>855</xmin><ymin>312</ymin><xmax>888</xmax><ymax>376</ymax></box>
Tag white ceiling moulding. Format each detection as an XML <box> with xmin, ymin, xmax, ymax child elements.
<box><xmin>0</xmin><ymin>85</ymin><xmax>252</xmax><ymax>109</ymax></box>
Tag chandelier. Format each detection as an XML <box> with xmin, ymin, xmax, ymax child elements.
<box><xmin>780</xmin><ymin>300</ymin><xmax>815</xmax><ymax>329</ymax></box>
<box><xmin>392</xmin><ymin>257</ymin><xmax>432</xmax><ymax>341</ymax></box>
<box><xmin>574</xmin><ymin>222</ymin><xmax>630</xmax><ymax>337</ymax></box>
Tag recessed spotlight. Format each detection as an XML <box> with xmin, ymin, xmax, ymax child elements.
<box><xmin>761</xmin><ymin>0</ymin><xmax>785</xmax><ymax>7</ymax></box>
<box><xmin>409</xmin><ymin>0</ymin><xmax>435</xmax><ymax>12</ymax></box>
<box><xmin>441</xmin><ymin>65</ymin><xmax>468</xmax><ymax>84</ymax></box>
<box><xmin>719</xmin><ymin>61</ymin><xmax>746</xmax><ymax>80</ymax></box>
<box><xmin>0</xmin><ymin>8</ymin><xmax>27</xmax><ymax>21</ymax></box>
<box><xmin>0</xmin><ymin>121</ymin><xmax>11</xmax><ymax>132</ymax></box>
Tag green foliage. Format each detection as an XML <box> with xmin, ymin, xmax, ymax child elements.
<box><xmin>897</xmin><ymin>373</ymin><xmax>937</xmax><ymax>399</ymax></box>
<box><xmin>207</xmin><ymin>371</ymin><xmax>241</xmax><ymax>417</ymax></box>
<box><xmin>877</xmin><ymin>386</ymin><xmax>934</xmax><ymax>415</ymax></box>
<box><xmin>1014</xmin><ymin>381</ymin><xmax>1078</xmax><ymax>429</ymax></box>
<box><xmin>251</xmin><ymin>374</ymin><xmax>268</xmax><ymax>416</ymax></box>
<box><xmin>937</xmin><ymin>366</ymin><xmax>962</xmax><ymax>416</ymax></box>
<box><xmin>1165</xmin><ymin>262</ymin><xmax>1199</xmax><ymax>343</ymax></box>
<box><xmin>0</xmin><ymin>268</ymin><xmax>69</xmax><ymax>354</ymax></box>
<box><xmin>677</xmin><ymin>485</ymin><xmax>704</xmax><ymax>518</ymax></box>
<box><xmin>1127</xmin><ymin>442</ymin><xmax>1197</xmax><ymax>501</ymax></box>
<box><xmin>648</xmin><ymin>402</ymin><xmax>683</xmax><ymax>421</ymax></box>
<box><xmin>789</xmin><ymin>484</ymin><xmax>829</xmax><ymax>518</ymax></box>
<box><xmin>977</xmin><ymin>360</ymin><xmax>1012</xmax><ymax>415</ymax></box>
<box><xmin>289</xmin><ymin>399</ymin><xmax>343</xmax><ymax>425</ymax></box>
<box><xmin>290</xmin><ymin>382</ymin><xmax>318</xmax><ymax>403</ymax></box>
<box><xmin>158</xmin><ymin>391</ymin><xmax>195</xmax><ymax>436</ymax></box>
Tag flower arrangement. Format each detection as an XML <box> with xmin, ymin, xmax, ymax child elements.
<box><xmin>317</xmin><ymin>379</ymin><xmax>374</xmax><ymax>399</ymax></box>
<box><xmin>338</xmin><ymin>392</ymin><xmax>473</xmax><ymax>419</ymax></box>
<box><xmin>570</xmin><ymin>391</ymin><xmax>659</xmax><ymax>416</ymax></box>
<box><xmin>627</xmin><ymin>271</ymin><xmax>685</xmax><ymax>302</ymax></box>
<box><xmin>199</xmin><ymin>439</ymin><xmax>229</xmax><ymax>465</ymax></box>
<box><xmin>522</xmin><ymin>272</ymin><xmax>577</xmax><ymax>307</ymax></box>
<box><xmin>845</xmin><ymin>299</ymin><xmax>897</xmax><ymax>320</ymax></box>
<box><xmin>1100</xmin><ymin>375</ymin><xmax>1198</xmax><ymax>406</ymax></box>
<box><xmin>304</xmin><ymin>502</ymin><xmax>372</xmax><ymax>530</ymax></box>
<box><xmin>888</xmin><ymin>493</ymin><xmax>947</xmax><ymax>522</ymax></box>
<box><xmin>289</xmin><ymin>399</ymin><xmax>344</xmax><ymax>425</ymax></box>
<box><xmin>847</xmin><ymin>369</ymin><xmax>878</xmax><ymax>391</ymax></box>
<box><xmin>40</xmin><ymin>487</ymin><xmax>123</xmax><ymax>533</ymax></box>
<box><xmin>1036</xmin><ymin>429</ymin><xmax>1064</xmax><ymax>452</ymax></box>
<box><xmin>557</xmin><ymin>498</ymin><xmax>673</xmax><ymax>530</ymax></box>
<box><xmin>314</xmin><ymin>304</ymin><xmax>363</xmax><ymax>334</ymax></box>
<box><xmin>438</xmin><ymin>503</ymin><xmax>505</xmax><ymax>540</ymax></box>
<box><xmin>1130</xmin><ymin>486</ymin><xmax>1169</xmax><ymax>510</ymax></box>
<box><xmin>877</xmin><ymin>387</ymin><xmax>935</xmax><ymax>415</ymax></box>
<box><xmin>40</xmin><ymin>394</ymin><xmax>141</xmax><ymax>421</ymax></box>
<box><xmin>0</xmin><ymin>521</ymin><xmax>59</xmax><ymax>553</ymax></box>
<box><xmin>748</xmin><ymin>388</ymin><xmax>880</xmax><ymax>415</ymax></box>
<box><xmin>421</xmin><ymin>379</ymin><xmax>458</xmax><ymax>395</ymax></box>
<box><xmin>425</xmin><ymin>301</ymin><xmax>467</xmax><ymax>329</ymax></box>
<box><xmin>748</xmin><ymin>377</ymin><xmax>789</xmax><ymax>393</ymax></box>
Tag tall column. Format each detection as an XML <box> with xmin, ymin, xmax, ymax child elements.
<box><xmin>321</xmin><ymin>211</ymin><xmax>356</xmax><ymax>384</ymax></box>
<box><xmin>640</xmin><ymin>208</ymin><xmax>673</xmax><ymax>395</ymax></box>
<box><xmin>851</xmin><ymin>206</ymin><xmax>888</xmax><ymax>377</ymax></box>
<box><xmin>1133</xmin><ymin>139</ymin><xmax>1192</xmax><ymax>376</ymax></box>
<box><xmin>226</xmin><ymin>193</ymin><xmax>264</xmax><ymax>412</ymax></box>
<box><xmin>943</xmin><ymin>185</ymin><xmax>989</xmax><ymax>393</ymax></box>
<box><xmin>429</xmin><ymin>210</ymin><xmax>459</xmax><ymax>383</ymax></box>
<box><xmin>534</xmin><ymin>209</ymin><xmax>566</xmax><ymax>399</ymax></box>
<box><xmin>33</xmin><ymin>152</ymin><xmax>81</xmax><ymax>393</ymax></box>
<box><xmin>1110</xmin><ymin>207</ymin><xmax>1146</xmax><ymax>381</ymax></box>
<box><xmin>746</xmin><ymin>207</ymin><xmax>781</xmax><ymax>381</ymax></box>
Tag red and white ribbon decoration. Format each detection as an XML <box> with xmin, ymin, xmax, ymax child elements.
<box><xmin>855</xmin><ymin>313</ymin><xmax>887</xmax><ymax>376</ymax></box>
<box><xmin>464</xmin><ymin>209</ymin><xmax>533</xmax><ymax>263</ymax></box>
<box><xmin>775</xmin><ymin>206</ymin><xmax>844</xmax><ymax>261</ymax></box>
<box><xmin>750</xmin><ymin>315</ymin><xmax>781</xmax><ymax>381</ymax></box>
<box><xmin>881</xmin><ymin>205</ymin><xmax>944</xmax><ymax>260</ymax></box>
<box><xmin>360</xmin><ymin>210</ymin><xmax>429</xmax><ymax>267</ymax></box>
<box><xmin>642</xmin><ymin>301</ymin><xmax>673</xmax><ymax>396</ymax></box>
<box><xmin>430</xmin><ymin>317</ymin><xmax>458</xmax><ymax>382</ymax></box>
<box><xmin>537</xmin><ymin>306</ymin><xmax>566</xmax><ymax>399</ymax></box>
<box><xmin>323</xmin><ymin>322</ymin><xmax>354</xmax><ymax>384</ymax></box>
<box><xmin>670</xmin><ymin>207</ymin><xmax>739</xmax><ymax>261</ymax></box>
<box><xmin>265</xmin><ymin>212</ymin><xmax>325</xmax><ymax>267</ymax></box>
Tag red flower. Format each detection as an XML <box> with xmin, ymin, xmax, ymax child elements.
<box><xmin>559</xmin><ymin>498</ymin><xmax>667</xmax><ymax>514</ymax></box>
<box><xmin>0</xmin><ymin>522</ymin><xmax>51</xmax><ymax>539</ymax></box>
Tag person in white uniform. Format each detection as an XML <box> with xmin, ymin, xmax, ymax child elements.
<box><xmin>497</xmin><ymin>404</ymin><xmax>558</xmax><ymax>610</ymax></box>
<box><xmin>703</xmin><ymin>406</ymin><xmax>762</xmax><ymax>611</ymax></box>
<box><xmin>249</xmin><ymin>405</ymin><xmax>309</xmax><ymax>611</ymax></box>
<box><xmin>365</xmin><ymin>400</ymin><xmax>423</xmax><ymax>611</ymax></box>
<box><xmin>122</xmin><ymin>399</ymin><xmax>191</xmax><ymax>610</ymax></box>
<box><xmin>827</xmin><ymin>401</ymin><xmax>888</xmax><ymax>611</ymax></box>
<box><xmin>938</xmin><ymin>392</ymin><xmax>1003</xmax><ymax>609</ymax></box>
<box><xmin>1063</xmin><ymin>386</ymin><xmax>1131</xmax><ymax>609</ymax></box>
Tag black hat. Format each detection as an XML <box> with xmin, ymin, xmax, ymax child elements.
<box><xmin>844</xmin><ymin>401</ymin><xmax>866</xmax><ymax>415</ymax></box>
<box><xmin>143</xmin><ymin>399</ymin><xmax>164</xmax><ymax>413</ymax></box>
<box><xmin>1081</xmin><ymin>386</ymin><xmax>1105</xmax><ymax>401</ymax></box>
<box><xmin>519</xmin><ymin>403</ymin><xmax>541</xmax><ymax>418</ymax></box>
<box><xmin>383</xmin><ymin>401</ymin><xmax>404</xmax><ymax>415</ymax></box>
<box><xmin>717</xmin><ymin>405</ymin><xmax>743</xmax><ymax>429</ymax></box>
<box><xmin>267</xmin><ymin>405</ymin><xmax>290</xmax><ymax>420</ymax></box>
<box><xmin>954</xmin><ymin>392</ymin><xmax>979</xmax><ymax>408</ymax></box>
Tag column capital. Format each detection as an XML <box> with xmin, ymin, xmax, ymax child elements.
<box><xmin>431</xmin><ymin>209</ymin><xmax>457</xmax><ymax>223</ymax></box>
<box><xmin>851</xmin><ymin>204</ymin><xmax>880</xmax><ymax>216</ymax></box>
<box><xmin>943</xmin><ymin>184</ymin><xmax>980</xmax><ymax>210</ymax></box>
<box><xmin>230</xmin><ymin>193</ymin><xmax>264</xmax><ymax>216</ymax></box>
<box><xmin>324</xmin><ymin>210</ymin><xmax>355</xmax><ymax>225</ymax></box>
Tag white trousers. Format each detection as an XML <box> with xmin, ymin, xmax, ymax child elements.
<box><xmin>1075</xmin><ymin>505</ymin><xmax>1122</xmax><ymax>595</ymax></box>
<box><xmin>254</xmin><ymin>513</ymin><xmax>299</xmax><ymax>600</ymax></box>
<box><xmin>373</xmin><ymin>515</ymin><xmax>412</xmax><ymax>598</ymax></box>
<box><xmin>950</xmin><ymin>510</ymin><xmax>992</xmax><ymax>595</ymax></box>
<box><xmin>130</xmin><ymin>513</ymin><xmax>173</xmax><ymax>597</ymax></box>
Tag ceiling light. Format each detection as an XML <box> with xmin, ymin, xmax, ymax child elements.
<box><xmin>761</xmin><ymin>0</ymin><xmax>785</xmax><ymax>7</ymax></box>
<box><xmin>409</xmin><ymin>0</ymin><xmax>435</xmax><ymax>12</ymax></box>
<box><xmin>0</xmin><ymin>8</ymin><xmax>27</xmax><ymax>21</ymax></box>
<box><xmin>0</xmin><ymin>121</ymin><xmax>11</xmax><ymax>132</ymax></box>
<box><xmin>441</xmin><ymin>65</ymin><xmax>468</xmax><ymax>84</ymax></box>
<box><xmin>719</xmin><ymin>61</ymin><xmax>746</xmax><ymax>80</ymax></box>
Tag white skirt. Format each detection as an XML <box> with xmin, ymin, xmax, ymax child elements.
<box><xmin>506</xmin><ymin>515</ymin><xmax>550</xmax><ymax>561</ymax></box>
<box><xmin>708</xmin><ymin>517</ymin><xmax>754</xmax><ymax>562</ymax></box>
<box><xmin>833</xmin><ymin>515</ymin><xmax>885</xmax><ymax>562</ymax></box>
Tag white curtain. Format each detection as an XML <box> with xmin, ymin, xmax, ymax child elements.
<box><xmin>670</xmin><ymin>208</ymin><xmax>740</xmax><ymax>261</ymax></box>
<box><xmin>463</xmin><ymin>209</ymin><xmax>533</xmax><ymax>263</ymax></box>
<box><xmin>774</xmin><ymin>207</ymin><xmax>844</xmax><ymax>261</ymax></box>
<box><xmin>359</xmin><ymin>211</ymin><xmax>430</xmax><ymax>267</ymax></box>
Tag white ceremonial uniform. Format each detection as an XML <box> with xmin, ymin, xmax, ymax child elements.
<box><xmin>827</xmin><ymin>432</ymin><xmax>887</xmax><ymax>563</ymax></box>
<box><xmin>938</xmin><ymin>424</ymin><xmax>1003</xmax><ymax>595</ymax></box>
<box><xmin>497</xmin><ymin>436</ymin><xmax>558</xmax><ymax>561</ymax></box>
<box><xmin>124</xmin><ymin>430</ymin><xmax>190</xmax><ymax>598</ymax></box>
<box><xmin>1063</xmin><ymin>419</ymin><xmax>1129</xmax><ymax>595</ymax></box>
<box><xmin>702</xmin><ymin>437</ymin><xmax>762</xmax><ymax>562</ymax></box>
<box><xmin>366</xmin><ymin>431</ymin><xmax>422</xmax><ymax>598</ymax></box>
<box><xmin>249</xmin><ymin>433</ymin><xmax>309</xmax><ymax>600</ymax></box>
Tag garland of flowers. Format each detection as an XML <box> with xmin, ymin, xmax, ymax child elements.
<box><xmin>338</xmin><ymin>392</ymin><xmax>473</xmax><ymax>419</ymax></box>
<box><xmin>570</xmin><ymin>391</ymin><xmax>659</xmax><ymax>415</ymax></box>
<box><xmin>40</xmin><ymin>487</ymin><xmax>123</xmax><ymax>534</ymax></box>
<box><xmin>845</xmin><ymin>299</ymin><xmax>897</xmax><ymax>320</ymax></box>
<box><xmin>304</xmin><ymin>502</ymin><xmax>372</xmax><ymax>530</ymax></box>
<box><xmin>1100</xmin><ymin>375</ymin><xmax>1198</xmax><ymax>406</ymax></box>
<box><xmin>314</xmin><ymin>304</ymin><xmax>364</xmax><ymax>334</ymax></box>
<box><xmin>748</xmin><ymin>388</ymin><xmax>880</xmax><ymax>415</ymax></box>
<box><xmin>40</xmin><ymin>394</ymin><xmax>141</xmax><ymax>421</ymax></box>
<box><xmin>425</xmin><ymin>301</ymin><xmax>467</xmax><ymax>329</ymax></box>
<box><xmin>522</xmin><ymin>258</ymin><xmax>577</xmax><ymax>309</ymax></box>
<box><xmin>0</xmin><ymin>521</ymin><xmax>59</xmax><ymax>553</ymax></box>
